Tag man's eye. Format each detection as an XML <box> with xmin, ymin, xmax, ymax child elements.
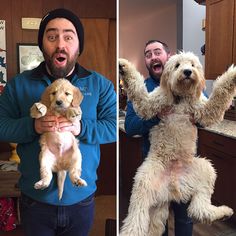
<box><xmin>145</xmin><ymin>53</ymin><xmax>152</xmax><ymax>59</ymax></box>
<box><xmin>153</xmin><ymin>51</ymin><xmax>161</xmax><ymax>56</ymax></box>
<box><xmin>65</xmin><ymin>36</ymin><xmax>73</xmax><ymax>41</ymax></box>
<box><xmin>48</xmin><ymin>35</ymin><xmax>56</xmax><ymax>41</ymax></box>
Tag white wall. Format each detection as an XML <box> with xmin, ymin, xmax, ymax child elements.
<box><xmin>182</xmin><ymin>0</ymin><xmax>213</xmax><ymax>96</ymax></box>
<box><xmin>182</xmin><ymin>0</ymin><xmax>205</xmax><ymax>63</ymax></box>
<box><xmin>119</xmin><ymin>0</ymin><xmax>177</xmax><ymax>78</ymax></box>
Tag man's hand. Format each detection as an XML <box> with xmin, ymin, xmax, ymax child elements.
<box><xmin>57</xmin><ymin>116</ymin><xmax>81</xmax><ymax>136</ymax></box>
<box><xmin>34</xmin><ymin>115</ymin><xmax>58</xmax><ymax>134</ymax></box>
<box><xmin>34</xmin><ymin>114</ymin><xmax>81</xmax><ymax>136</ymax></box>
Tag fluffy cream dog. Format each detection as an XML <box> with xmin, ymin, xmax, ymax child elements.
<box><xmin>119</xmin><ymin>52</ymin><xmax>236</xmax><ymax>236</ymax></box>
<box><xmin>30</xmin><ymin>79</ymin><xmax>87</xmax><ymax>200</ymax></box>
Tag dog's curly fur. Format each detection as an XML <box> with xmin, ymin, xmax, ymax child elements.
<box><xmin>30</xmin><ymin>79</ymin><xmax>87</xmax><ymax>200</ymax></box>
<box><xmin>119</xmin><ymin>52</ymin><xmax>236</xmax><ymax>236</ymax></box>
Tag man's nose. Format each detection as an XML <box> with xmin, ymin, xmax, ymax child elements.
<box><xmin>56</xmin><ymin>36</ymin><xmax>65</xmax><ymax>49</ymax></box>
<box><xmin>151</xmin><ymin>53</ymin><xmax>159</xmax><ymax>60</ymax></box>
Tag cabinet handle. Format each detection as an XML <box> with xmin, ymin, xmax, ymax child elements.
<box><xmin>212</xmin><ymin>141</ymin><xmax>224</xmax><ymax>147</ymax></box>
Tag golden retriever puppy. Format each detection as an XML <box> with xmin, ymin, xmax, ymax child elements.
<box><xmin>119</xmin><ymin>52</ymin><xmax>236</xmax><ymax>236</ymax></box>
<box><xmin>30</xmin><ymin>79</ymin><xmax>87</xmax><ymax>200</ymax></box>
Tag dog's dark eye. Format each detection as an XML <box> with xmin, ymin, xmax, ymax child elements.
<box><xmin>65</xmin><ymin>92</ymin><xmax>71</xmax><ymax>96</ymax></box>
<box><xmin>51</xmin><ymin>91</ymin><xmax>57</xmax><ymax>95</ymax></box>
<box><xmin>175</xmin><ymin>63</ymin><xmax>180</xmax><ymax>69</ymax></box>
<box><xmin>192</xmin><ymin>64</ymin><xmax>195</xmax><ymax>67</ymax></box>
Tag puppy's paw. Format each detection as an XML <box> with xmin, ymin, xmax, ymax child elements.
<box><xmin>34</xmin><ymin>179</ymin><xmax>50</xmax><ymax>190</ymax></box>
<box><xmin>74</xmin><ymin>178</ymin><xmax>87</xmax><ymax>187</ymax></box>
<box><xmin>30</xmin><ymin>103</ymin><xmax>47</xmax><ymax>118</ymax></box>
<box><xmin>66</xmin><ymin>107</ymin><xmax>82</xmax><ymax>122</ymax></box>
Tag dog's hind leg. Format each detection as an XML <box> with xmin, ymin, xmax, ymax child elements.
<box><xmin>120</xmin><ymin>188</ymin><xmax>155</xmax><ymax>236</ymax></box>
<box><xmin>187</xmin><ymin>158</ymin><xmax>233</xmax><ymax>223</ymax></box>
<box><xmin>120</xmin><ymin>162</ymin><xmax>163</xmax><ymax>236</ymax></box>
<box><xmin>57</xmin><ymin>170</ymin><xmax>66</xmax><ymax>200</ymax></box>
<box><xmin>69</xmin><ymin>145</ymin><xmax>87</xmax><ymax>187</ymax></box>
<box><xmin>34</xmin><ymin>151</ymin><xmax>53</xmax><ymax>190</ymax></box>
<box><xmin>148</xmin><ymin>203</ymin><xmax>169</xmax><ymax>236</ymax></box>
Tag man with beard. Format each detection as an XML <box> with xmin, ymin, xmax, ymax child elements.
<box><xmin>0</xmin><ymin>8</ymin><xmax>116</xmax><ymax>236</ymax></box>
<box><xmin>124</xmin><ymin>40</ymin><xmax>193</xmax><ymax>236</ymax></box>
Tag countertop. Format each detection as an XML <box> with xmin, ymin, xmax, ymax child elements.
<box><xmin>120</xmin><ymin>113</ymin><xmax>236</xmax><ymax>140</ymax></box>
<box><xmin>202</xmin><ymin>119</ymin><xmax>236</xmax><ymax>139</ymax></box>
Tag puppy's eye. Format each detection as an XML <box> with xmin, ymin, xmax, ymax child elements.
<box><xmin>65</xmin><ymin>92</ymin><xmax>71</xmax><ymax>96</ymax></box>
<box><xmin>175</xmin><ymin>63</ymin><xmax>180</xmax><ymax>69</ymax></box>
<box><xmin>192</xmin><ymin>64</ymin><xmax>195</xmax><ymax>67</ymax></box>
<box><xmin>51</xmin><ymin>91</ymin><xmax>57</xmax><ymax>95</ymax></box>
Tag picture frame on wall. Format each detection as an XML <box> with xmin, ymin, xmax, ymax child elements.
<box><xmin>17</xmin><ymin>43</ymin><xmax>44</xmax><ymax>73</ymax></box>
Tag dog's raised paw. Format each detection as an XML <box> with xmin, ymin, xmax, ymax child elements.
<box><xmin>66</xmin><ymin>107</ymin><xmax>82</xmax><ymax>121</ymax></box>
<box><xmin>30</xmin><ymin>102</ymin><xmax>47</xmax><ymax>118</ymax></box>
<box><xmin>119</xmin><ymin>58</ymin><xmax>134</xmax><ymax>77</ymax></box>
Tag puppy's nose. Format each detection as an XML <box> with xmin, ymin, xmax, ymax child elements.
<box><xmin>183</xmin><ymin>69</ymin><xmax>192</xmax><ymax>77</ymax></box>
<box><xmin>56</xmin><ymin>100</ymin><xmax>63</xmax><ymax>106</ymax></box>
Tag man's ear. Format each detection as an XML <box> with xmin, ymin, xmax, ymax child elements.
<box><xmin>72</xmin><ymin>87</ymin><xmax>83</xmax><ymax>107</ymax></box>
<box><xmin>167</xmin><ymin>53</ymin><xmax>171</xmax><ymax>60</ymax></box>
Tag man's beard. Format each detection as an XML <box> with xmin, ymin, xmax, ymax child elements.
<box><xmin>43</xmin><ymin>49</ymin><xmax>79</xmax><ymax>78</ymax></box>
<box><xmin>146</xmin><ymin>60</ymin><xmax>164</xmax><ymax>79</ymax></box>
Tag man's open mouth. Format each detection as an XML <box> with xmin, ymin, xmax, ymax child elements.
<box><xmin>53</xmin><ymin>54</ymin><xmax>67</xmax><ymax>66</ymax></box>
<box><xmin>152</xmin><ymin>62</ymin><xmax>162</xmax><ymax>72</ymax></box>
<box><xmin>57</xmin><ymin>57</ymin><xmax>66</xmax><ymax>62</ymax></box>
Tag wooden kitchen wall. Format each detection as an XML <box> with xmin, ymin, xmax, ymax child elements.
<box><xmin>0</xmin><ymin>0</ymin><xmax>116</xmax><ymax>87</ymax></box>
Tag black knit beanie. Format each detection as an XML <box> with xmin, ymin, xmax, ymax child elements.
<box><xmin>38</xmin><ymin>8</ymin><xmax>84</xmax><ymax>55</ymax></box>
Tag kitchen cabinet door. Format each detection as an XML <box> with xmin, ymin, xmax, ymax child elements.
<box><xmin>205</xmin><ymin>0</ymin><xmax>235</xmax><ymax>80</ymax></box>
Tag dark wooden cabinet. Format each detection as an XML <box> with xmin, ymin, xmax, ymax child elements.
<box><xmin>119</xmin><ymin>130</ymin><xmax>143</xmax><ymax>200</ymax></box>
<box><xmin>198</xmin><ymin>129</ymin><xmax>236</xmax><ymax>221</ymax></box>
<box><xmin>119</xmin><ymin>130</ymin><xmax>143</xmax><ymax>223</ymax></box>
<box><xmin>205</xmin><ymin>0</ymin><xmax>236</xmax><ymax>80</ymax></box>
<box><xmin>96</xmin><ymin>142</ymin><xmax>117</xmax><ymax>196</ymax></box>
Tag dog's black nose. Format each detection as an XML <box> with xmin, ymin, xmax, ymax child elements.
<box><xmin>183</xmin><ymin>69</ymin><xmax>192</xmax><ymax>77</ymax></box>
<box><xmin>56</xmin><ymin>100</ymin><xmax>63</xmax><ymax>106</ymax></box>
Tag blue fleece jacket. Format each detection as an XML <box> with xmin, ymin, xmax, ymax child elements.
<box><xmin>125</xmin><ymin>76</ymin><xmax>160</xmax><ymax>158</ymax></box>
<box><xmin>0</xmin><ymin>62</ymin><xmax>116</xmax><ymax>205</ymax></box>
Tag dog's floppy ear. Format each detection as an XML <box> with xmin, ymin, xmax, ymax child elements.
<box><xmin>40</xmin><ymin>86</ymin><xmax>51</xmax><ymax>108</ymax></box>
<box><xmin>72</xmin><ymin>87</ymin><xmax>83</xmax><ymax>107</ymax></box>
<box><xmin>160</xmin><ymin>67</ymin><xmax>174</xmax><ymax>103</ymax></box>
<box><xmin>196</xmin><ymin>70</ymin><xmax>206</xmax><ymax>99</ymax></box>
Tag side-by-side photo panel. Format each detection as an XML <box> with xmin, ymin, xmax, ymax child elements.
<box><xmin>119</xmin><ymin>0</ymin><xmax>236</xmax><ymax>235</ymax></box>
<box><xmin>0</xmin><ymin>1</ymin><xmax>117</xmax><ymax>236</ymax></box>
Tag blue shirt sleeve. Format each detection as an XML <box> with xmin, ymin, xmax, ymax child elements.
<box><xmin>125</xmin><ymin>100</ymin><xmax>160</xmax><ymax>137</ymax></box>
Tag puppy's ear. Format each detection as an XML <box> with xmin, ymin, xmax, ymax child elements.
<box><xmin>72</xmin><ymin>87</ymin><xmax>83</xmax><ymax>107</ymax></box>
<box><xmin>40</xmin><ymin>87</ymin><xmax>51</xmax><ymax>108</ymax></box>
